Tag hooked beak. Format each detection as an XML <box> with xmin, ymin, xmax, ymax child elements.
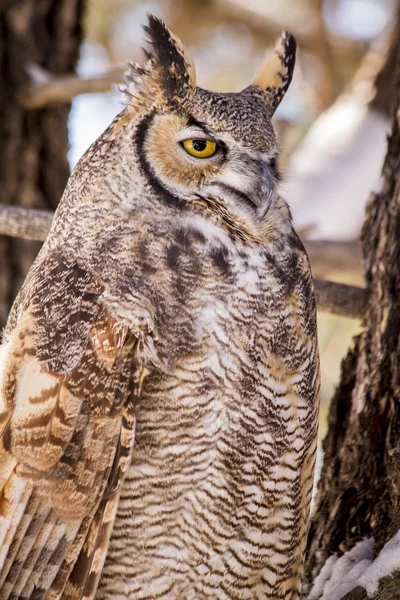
<box><xmin>247</xmin><ymin>160</ymin><xmax>275</xmax><ymax>212</ymax></box>
<box><xmin>209</xmin><ymin>157</ymin><xmax>277</xmax><ymax>217</ymax></box>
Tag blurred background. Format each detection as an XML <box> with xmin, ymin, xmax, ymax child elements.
<box><xmin>2</xmin><ymin>0</ymin><xmax>399</xmax><ymax>436</ymax></box>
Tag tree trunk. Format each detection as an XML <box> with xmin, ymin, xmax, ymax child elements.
<box><xmin>0</xmin><ymin>0</ymin><xmax>84</xmax><ymax>328</ymax></box>
<box><xmin>305</xmin><ymin>41</ymin><xmax>400</xmax><ymax>600</ymax></box>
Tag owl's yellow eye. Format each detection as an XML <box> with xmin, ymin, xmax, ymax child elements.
<box><xmin>182</xmin><ymin>139</ymin><xmax>217</xmax><ymax>158</ymax></box>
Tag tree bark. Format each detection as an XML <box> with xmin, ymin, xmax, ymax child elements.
<box><xmin>305</xmin><ymin>40</ymin><xmax>400</xmax><ymax>600</ymax></box>
<box><xmin>0</xmin><ymin>0</ymin><xmax>84</xmax><ymax>327</ymax></box>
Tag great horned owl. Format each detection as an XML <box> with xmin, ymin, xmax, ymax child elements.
<box><xmin>0</xmin><ymin>16</ymin><xmax>319</xmax><ymax>600</ymax></box>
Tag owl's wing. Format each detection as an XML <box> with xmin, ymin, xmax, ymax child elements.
<box><xmin>0</xmin><ymin>251</ymin><xmax>168</xmax><ymax>599</ymax></box>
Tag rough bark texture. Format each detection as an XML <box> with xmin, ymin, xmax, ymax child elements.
<box><xmin>0</xmin><ymin>0</ymin><xmax>84</xmax><ymax>328</ymax></box>
<box><xmin>305</xmin><ymin>45</ymin><xmax>400</xmax><ymax>599</ymax></box>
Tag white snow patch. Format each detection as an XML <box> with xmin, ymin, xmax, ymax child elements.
<box><xmin>308</xmin><ymin>553</ymin><xmax>339</xmax><ymax>599</ymax></box>
<box><xmin>308</xmin><ymin>538</ymin><xmax>374</xmax><ymax>600</ymax></box>
<box><xmin>358</xmin><ymin>529</ymin><xmax>400</xmax><ymax>596</ymax></box>
<box><xmin>308</xmin><ymin>530</ymin><xmax>400</xmax><ymax>599</ymax></box>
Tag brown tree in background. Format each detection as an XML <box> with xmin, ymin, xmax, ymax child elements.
<box><xmin>0</xmin><ymin>0</ymin><xmax>85</xmax><ymax>327</ymax></box>
<box><xmin>305</xmin><ymin>37</ymin><xmax>400</xmax><ymax>600</ymax></box>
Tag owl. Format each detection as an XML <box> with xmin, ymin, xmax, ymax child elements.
<box><xmin>0</xmin><ymin>15</ymin><xmax>319</xmax><ymax>600</ymax></box>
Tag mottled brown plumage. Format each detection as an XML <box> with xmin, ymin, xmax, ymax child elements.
<box><xmin>0</xmin><ymin>16</ymin><xmax>319</xmax><ymax>599</ymax></box>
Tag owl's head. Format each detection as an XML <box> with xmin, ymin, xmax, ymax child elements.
<box><xmin>116</xmin><ymin>16</ymin><xmax>296</xmax><ymax>240</ymax></box>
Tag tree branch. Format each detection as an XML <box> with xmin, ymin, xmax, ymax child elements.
<box><xmin>304</xmin><ymin>240</ymin><xmax>361</xmax><ymax>279</ymax></box>
<box><xmin>17</xmin><ymin>1</ymin><xmax>366</xmax><ymax>112</ymax></box>
<box><xmin>20</xmin><ymin>66</ymin><xmax>125</xmax><ymax>109</ymax></box>
<box><xmin>0</xmin><ymin>205</ymin><xmax>53</xmax><ymax>241</ymax></box>
<box><xmin>313</xmin><ymin>278</ymin><xmax>367</xmax><ymax>320</ymax></box>
<box><xmin>0</xmin><ymin>205</ymin><xmax>367</xmax><ymax>320</ymax></box>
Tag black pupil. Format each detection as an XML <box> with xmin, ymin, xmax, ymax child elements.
<box><xmin>192</xmin><ymin>139</ymin><xmax>208</xmax><ymax>152</ymax></box>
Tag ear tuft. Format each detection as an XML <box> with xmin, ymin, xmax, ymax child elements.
<box><xmin>251</xmin><ymin>31</ymin><xmax>296</xmax><ymax>114</ymax></box>
<box><xmin>120</xmin><ymin>15</ymin><xmax>196</xmax><ymax>107</ymax></box>
<box><xmin>144</xmin><ymin>15</ymin><xmax>196</xmax><ymax>89</ymax></box>
<box><xmin>144</xmin><ymin>15</ymin><xmax>196</xmax><ymax>88</ymax></box>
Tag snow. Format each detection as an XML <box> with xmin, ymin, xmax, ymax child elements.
<box><xmin>308</xmin><ymin>554</ymin><xmax>340</xmax><ymax>599</ymax></box>
<box><xmin>308</xmin><ymin>538</ymin><xmax>374</xmax><ymax>600</ymax></box>
<box><xmin>358</xmin><ymin>529</ymin><xmax>400</xmax><ymax>596</ymax></box>
<box><xmin>308</xmin><ymin>530</ymin><xmax>400</xmax><ymax>599</ymax></box>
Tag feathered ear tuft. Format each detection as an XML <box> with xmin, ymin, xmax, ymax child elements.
<box><xmin>144</xmin><ymin>15</ymin><xmax>196</xmax><ymax>89</ymax></box>
<box><xmin>119</xmin><ymin>61</ymin><xmax>149</xmax><ymax>104</ymax></box>
<box><xmin>120</xmin><ymin>15</ymin><xmax>196</xmax><ymax>107</ymax></box>
<box><xmin>250</xmin><ymin>31</ymin><xmax>296</xmax><ymax>115</ymax></box>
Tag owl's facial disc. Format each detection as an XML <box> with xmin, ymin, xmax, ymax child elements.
<box><xmin>142</xmin><ymin>114</ymin><xmax>224</xmax><ymax>195</ymax></box>
<box><xmin>140</xmin><ymin>111</ymin><xmax>279</xmax><ymax>220</ymax></box>
<box><xmin>122</xmin><ymin>16</ymin><xmax>296</xmax><ymax>228</ymax></box>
